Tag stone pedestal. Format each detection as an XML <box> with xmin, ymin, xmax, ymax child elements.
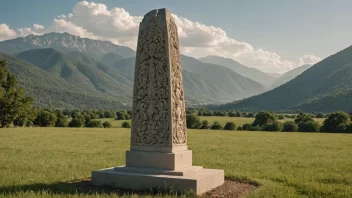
<box><xmin>91</xmin><ymin>8</ymin><xmax>224</xmax><ymax>195</ymax></box>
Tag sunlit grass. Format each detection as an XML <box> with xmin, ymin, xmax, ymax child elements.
<box><xmin>0</xmin><ymin>128</ymin><xmax>350</xmax><ymax>197</ymax></box>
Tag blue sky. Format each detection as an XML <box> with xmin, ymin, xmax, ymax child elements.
<box><xmin>0</xmin><ymin>0</ymin><xmax>351</xmax><ymax>73</ymax></box>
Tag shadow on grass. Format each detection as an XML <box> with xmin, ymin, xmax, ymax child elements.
<box><xmin>0</xmin><ymin>178</ymin><xmax>197</xmax><ymax>197</ymax></box>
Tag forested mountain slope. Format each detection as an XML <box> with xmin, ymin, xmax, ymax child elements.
<box><xmin>219</xmin><ymin>45</ymin><xmax>352</xmax><ymax>112</ymax></box>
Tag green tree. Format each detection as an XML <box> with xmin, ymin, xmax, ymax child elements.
<box><xmin>186</xmin><ymin>114</ymin><xmax>201</xmax><ymax>129</ymax></box>
<box><xmin>294</xmin><ymin>112</ymin><xmax>313</xmax><ymax>124</ymax></box>
<box><xmin>102</xmin><ymin>121</ymin><xmax>112</xmax><ymax>128</ymax></box>
<box><xmin>69</xmin><ymin>113</ymin><xmax>85</xmax><ymax>127</ymax></box>
<box><xmin>263</xmin><ymin>121</ymin><xmax>283</xmax><ymax>132</ymax></box>
<box><xmin>316</xmin><ymin>113</ymin><xmax>324</xmax><ymax>118</ymax></box>
<box><xmin>200</xmin><ymin>120</ymin><xmax>210</xmax><ymax>129</ymax></box>
<box><xmin>224</xmin><ymin>122</ymin><xmax>236</xmax><ymax>131</ymax></box>
<box><xmin>246</xmin><ymin>112</ymin><xmax>255</xmax><ymax>118</ymax></box>
<box><xmin>13</xmin><ymin>115</ymin><xmax>27</xmax><ymax>127</ymax></box>
<box><xmin>298</xmin><ymin>121</ymin><xmax>320</xmax><ymax>132</ymax></box>
<box><xmin>33</xmin><ymin>110</ymin><xmax>57</xmax><ymax>127</ymax></box>
<box><xmin>282</xmin><ymin>121</ymin><xmax>298</xmax><ymax>132</ymax></box>
<box><xmin>0</xmin><ymin>60</ymin><xmax>33</xmax><ymax>127</ymax></box>
<box><xmin>55</xmin><ymin>111</ymin><xmax>68</xmax><ymax>127</ymax></box>
<box><xmin>278</xmin><ymin>114</ymin><xmax>285</xmax><ymax>120</ymax></box>
<box><xmin>253</xmin><ymin>111</ymin><xmax>276</xmax><ymax>126</ymax></box>
<box><xmin>320</xmin><ymin>111</ymin><xmax>351</xmax><ymax>133</ymax></box>
<box><xmin>86</xmin><ymin>120</ymin><xmax>102</xmax><ymax>128</ymax></box>
<box><xmin>211</xmin><ymin>121</ymin><xmax>223</xmax><ymax>130</ymax></box>
<box><xmin>121</xmin><ymin>121</ymin><xmax>131</xmax><ymax>128</ymax></box>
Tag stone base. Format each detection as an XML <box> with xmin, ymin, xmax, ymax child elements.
<box><xmin>126</xmin><ymin>150</ymin><xmax>192</xmax><ymax>170</ymax></box>
<box><xmin>92</xmin><ymin>167</ymin><xmax>224</xmax><ymax>195</ymax></box>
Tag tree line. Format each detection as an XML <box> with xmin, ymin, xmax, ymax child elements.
<box><xmin>186</xmin><ymin>111</ymin><xmax>352</xmax><ymax>133</ymax></box>
<box><xmin>190</xmin><ymin>109</ymin><xmax>331</xmax><ymax>119</ymax></box>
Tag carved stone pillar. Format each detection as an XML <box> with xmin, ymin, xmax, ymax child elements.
<box><xmin>92</xmin><ymin>9</ymin><xmax>224</xmax><ymax>195</ymax></box>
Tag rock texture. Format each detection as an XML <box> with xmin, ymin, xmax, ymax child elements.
<box><xmin>131</xmin><ymin>8</ymin><xmax>186</xmax><ymax>151</ymax></box>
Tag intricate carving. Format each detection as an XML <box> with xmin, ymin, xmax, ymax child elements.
<box><xmin>169</xmin><ymin>18</ymin><xmax>187</xmax><ymax>145</ymax></box>
<box><xmin>131</xmin><ymin>10</ymin><xmax>187</xmax><ymax>147</ymax></box>
<box><xmin>132</xmin><ymin>15</ymin><xmax>170</xmax><ymax>146</ymax></box>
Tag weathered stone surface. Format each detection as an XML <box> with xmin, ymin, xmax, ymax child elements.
<box><xmin>131</xmin><ymin>8</ymin><xmax>186</xmax><ymax>152</ymax></box>
<box><xmin>126</xmin><ymin>150</ymin><xmax>192</xmax><ymax>170</ymax></box>
<box><xmin>92</xmin><ymin>8</ymin><xmax>224</xmax><ymax>195</ymax></box>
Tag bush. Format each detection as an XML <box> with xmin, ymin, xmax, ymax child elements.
<box><xmin>316</xmin><ymin>113</ymin><xmax>324</xmax><ymax>118</ymax></box>
<box><xmin>237</xmin><ymin>126</ymin><xmax>243</xmax><ymax>130</ymax></box>
<box><xmin>224</xmin><ymin>122</ymin><xmax>236</xmax><ymax>131</ymax></box>
<box><xmin>200</xmin><ymin>120</ymin><xmax>210</xmax><ymax>129</ymax></box>
<box><xmin>116</xmin><ymin>111</ymin><xmax>131</xmax><ymax>120</ymax></box>
<box><xmin>102</xmin><ymin>121</ymin><xmax>112</xmax><ymax>128</ymax></box>
<box><xmin>253</xmin><ymin>111</ymin><xmax>276</xmax><ymax>126</ymax></box>
<box><xmin>278</xmin><ymin>114</ymin><xmax>285</xmax><ymax>120</ymax></box>
<box><xmin>13</xmin><ymin>116</ymin><xmax>26</xmax><ymax>127</ymax></box>
<box><xmin>242</xmin><ymin>124</ymin><xmax>261</xmax><ymax>131</ymax></box>
<box><xmin>295</xmin><ymin>113</ymin><xmax>313</xmax><ymax>124</ymax></box>
<box><xmin>246</xmin><ymin>112</ymin><xmax>255</xmax><ymax>118</ymax></box>
<box><xmin>69</xmin><ymin>114</ymin><xmax>85</xmax><ymax>127</ymax></box>
<box><xmin>121</xmin><ymin>121</ymin><xmax>131</xmax><ymax>128</ymax></box>
<box><xmin>320</xmin><ymin>111</ymin><xmax>351</xmax><ymax>133</ymax></box>
<box><xmin>298</xmin><ymin>121</ymin><xmax>320</xmax><ymax>132</ymax></box>
<box><xmin>86</xmin><ymin>120</ymin><xmax>102</xmax><ymax>128</ymax></box>
<box><xmin>282</xmin><ymin>121</ymin><xmax>298</xmax><ymax>132</ymax></box>
<box><xmin>186</xmin><ymin>114</ymin><xmax>201</xmax><ymax>129</ymax></box>
<box><xmin>228</xmin><ymin>111</ymin><xmax>237</xmax><ymax>117</ymax></box>
<box><xmin>263</xmin><ymin>121</ymin><xmax>283</xmax><ymax>131</ymax></box>
<box><xmin>104</xmin><ymin>110</ymin><xmax>115</xmax><ymax>118</ymax></box>
<box><xmin>211</xmin><ymin>121</ymin><xmax>223</xmax><ymax>130</ymax></box>
<box><xmin>25</xmin><ymin>121</ymin><xmax>33</xmax><ymax>127</ymax></box>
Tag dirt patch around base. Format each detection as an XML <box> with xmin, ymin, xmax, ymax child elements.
<box><xmin>67</xmin><ymin>178</ymin><xmax>257</xmax><ymax>197</ymax></box>
<box><xmin>200</xmin><ymin>180</ymin><xmax>257</xmax><ymax>198</ymax></box>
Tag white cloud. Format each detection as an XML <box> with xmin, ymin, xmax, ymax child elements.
<box><xmin>0</xmin><ymin>24</ymin><xmax>17</xmax><ymax>41</ymax></box>
<box><xmin>298</xmin><ymin>55</ymin><xmax>322</xmax><ymax>65</ymax></box>
<box><xmin>1</xmin><ymin>1</ymin><xmax>322</xmax><ymax>73</ymax></box>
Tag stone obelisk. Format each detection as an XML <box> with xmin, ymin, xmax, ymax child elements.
<box><xmin>92</xmin><ymin>8</ymin><xmax>224</xmax><ymax>195</ymax></box>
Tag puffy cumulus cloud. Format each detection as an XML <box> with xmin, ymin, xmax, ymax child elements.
<box><xmin>56</xmin><ymin>1</ymin><xmax>142</xmax><ymax>46</ymax></box>
<box><xmin>298</xmin><ymin>55</ymin><xmax>322</xmax><ymax>65</ymax></box>
<box><xmin>4</xmin><ymin>1</ymin><xmax>322</xmax><ymax>73</ymax></box>
<box><xmin>0</xmin><ymin>24</ymin><xmax>17</xmax><ymax>41</ymax></box>
<box><xmin>17</xmin><ymin>24</ymin><xmax>46</xmax><ymax>36</ymax></box>
<box><xmin>171</xmin><ymin>14</ymin><xmax>318</xmax><ymax>73</ymax></box>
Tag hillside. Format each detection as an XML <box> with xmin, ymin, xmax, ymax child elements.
<box><xmin>0</xmin><ymin>52</ymin><xmax>128</xmax><ymax>109</ymax></box>
<box><xmin>219</xmin><ymin>45</ymin><xmax>352</xmax><ymax>112</ymax></box>
<box><xmin>0</xmin><ymin>32</ymin><xmax>135</xmax><ymax>57</ymax></box>
<box><xmin>15</xmin><ymin>48</ymin><xmax>133</xmax><ymax>101</ymax></box>
<box><xmin>270</xmin><ymin>64</ymin><xmax>312</xmax><ymax>89</ymax></box>
<box><xmin>199</xmin><ymin>55</ymin><xmax>276</xmax><ymax>87</ymax></box>
<box><xmin>113</xmin><ymin>55</ymin><xmax>267</xmax><ymax>103</ymax></box>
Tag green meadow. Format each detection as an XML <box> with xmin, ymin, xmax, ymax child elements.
<box><xmin>0</xmin><ymin>128</ymin><xmax>351</xmax><ymax>198</ymax></box>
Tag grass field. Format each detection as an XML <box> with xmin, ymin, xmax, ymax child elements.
<box><xmin>99</xmin><ymin>117</ymin><xmax>325</xmax><ymax>128</ymax></box>
<box><xmin>0</xmin><ymin>128</ymin><xmax>351</xmax><ymax>197</ymax></box>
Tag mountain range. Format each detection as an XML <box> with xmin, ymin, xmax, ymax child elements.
<box><xmin>220</xmin><ymin>45</ymin><xmax>352</xmax><ymax>112</ymax></box>
<box><xmin>0</xmin><ymin>32</ymin><xmax>135</xmax><ymax>58</ymax></box>
<box><xmin>0</xmin><ymin>32</ymin><xmax>270</xmax><ymax>109</ymax></box>
<box><xmin>199</xmin><ymin>55</ymin><xmax>278</xmax><ymax>88</ymax></box>
<box><xmin>2</xmin><ymin>32</ymin><xmax>346</xmax><ymax>112</ymax></box>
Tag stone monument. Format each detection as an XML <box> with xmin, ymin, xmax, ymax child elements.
<box><xmin>92</xmin><ymin>8</ymin><xmax>224</xmax><ymax>195</ymax></box>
